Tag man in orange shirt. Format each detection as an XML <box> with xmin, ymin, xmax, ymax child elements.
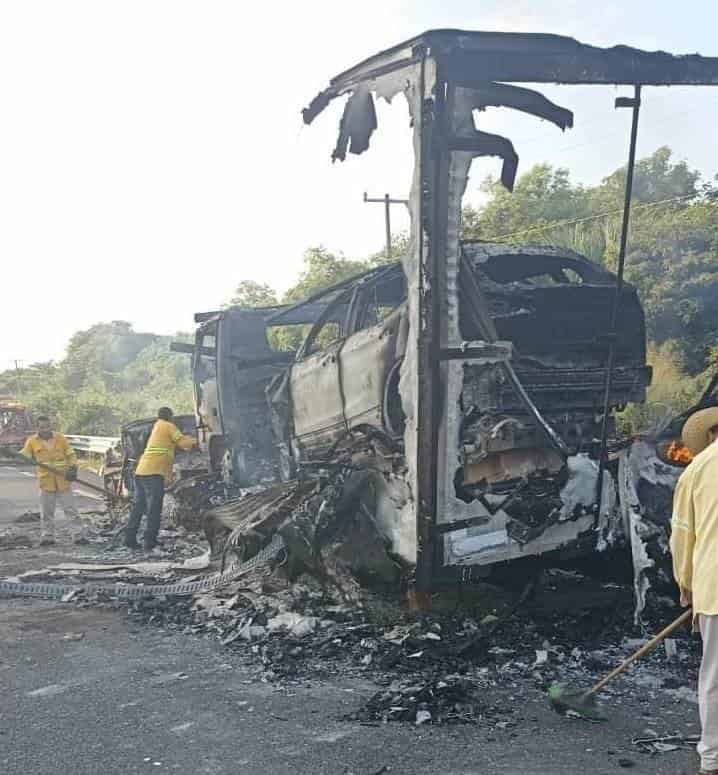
<box><xmin>125</xmin><ymin>407</ymin><xmax>197</xmax><ymax>552</ymax></box>
<box><xmin>20</xmin><ymin>415</ymin><xmax>79</xmax><ymax>545</ymax></box>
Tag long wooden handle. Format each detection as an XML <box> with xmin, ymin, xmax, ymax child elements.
<box><xmin>4</xmin><ymin>448</ymin><xmax>113</xmax><ymax>499</ymax></box>
<box><xmin>586</xmin><ymin>608</ymin><xmax>693</xmax><ymax>697</ymax></box>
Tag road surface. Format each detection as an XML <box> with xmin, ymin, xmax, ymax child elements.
<box><xmin>0</xmin><ymin>470</ymin><xmax>703</xmax><ymax>775</ymax></box>
<box><xmin>0</xmin><ymin>464</ymin><xmax>104</xmax><ymax>523</ymax></box>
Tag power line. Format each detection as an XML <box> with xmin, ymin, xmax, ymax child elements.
<box><xmin>484</xmin><ymin>192</ymin><xmax>701</xmax><ymax>242</ymax></box>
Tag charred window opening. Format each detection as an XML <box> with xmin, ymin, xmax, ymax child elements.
<box><xmin>353</xmin><ymin>270</ymin><xmax>406</xmax><ymax>331</ymax></box>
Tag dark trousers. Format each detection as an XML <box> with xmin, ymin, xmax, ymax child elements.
<box><xmin>126</xmin><ymin>474</ymin><xmax>165</xmax><ymax>548</ymax></box>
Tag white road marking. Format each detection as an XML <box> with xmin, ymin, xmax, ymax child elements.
<box><xmin>170</xmin><ymin>722</ymin><xmax>195</xmax><ymax>733</ymax></box>
<box><xmin>0</xmin><ymin>467</ymin><xmax>33</xmax><ymax>477</ymax></box>
<box><xmin>27</xmin><ymin>684</ymin><xmax>67</xmax><ymax>698</ymax></box>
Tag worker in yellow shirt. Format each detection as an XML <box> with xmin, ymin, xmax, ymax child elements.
<box><xmin>670</xmin><ymin>406</ymin><xmax>718</xmax><ymax>775</ymax></box>
<box><xmin>125</xmin><ymin>407</ymin><xmax>197</xmax><ymax>551</ymax></box>
<box><xmin>20</xmin><ymin>415</ymin><xmax>79</xmax><ymax>545</ymax></box>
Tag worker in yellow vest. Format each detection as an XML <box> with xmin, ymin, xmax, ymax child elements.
<box><xmin>671</xmin><ymin>406</ymin><xmax>718</xmax><ymax>774</ymax></box>
<box><xmin>20</xmin><ymin>415</ymin><xmax>79</xmax><ymax>545</ymax></box>
<box><xmin>125</xmin><ymin>407</ymin><xmax>198</xmax><ymax>551</ymax></box>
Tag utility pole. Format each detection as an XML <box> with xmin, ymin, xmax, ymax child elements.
<box><xmin>363</xmin><ymin>192</ymin><xmax>409</xmax><ymax>259</ymax></box>
<box><xmin>13</xmin><ymin>360</ymin><xmax>24</xmax><ymax>398</ymax></box>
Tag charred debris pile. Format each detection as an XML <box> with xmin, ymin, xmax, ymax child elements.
<box><xmin>2</xmin><ymin>434</ymin><xmax>698</xmax><ymax>726</ymax></box>
<box><xmin>126</xmin><ymin>540</ymin><xmax>697</xmax><ymax>726</ymax></box>
<box><xmin>118</xmin><ymin>452</ymin><xmax>697</xmax><ymax>726</ymax></box>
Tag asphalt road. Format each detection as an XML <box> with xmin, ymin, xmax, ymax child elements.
<box><xmin>0</xmin><ymin>464</ymin><xmax>104</xmax><ymax>524</ymax></box>
<box><xmin>0</xmin><ymin>472</ymin><xmax>704</xmax><ymax>775</ymax></box>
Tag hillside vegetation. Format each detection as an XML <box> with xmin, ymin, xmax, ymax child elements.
<box><xmin>4</xmin><ymin>147</ymin><xmax>717</xmax><ymax>435</ymax></box>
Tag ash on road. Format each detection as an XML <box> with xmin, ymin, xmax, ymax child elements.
<box><xmin>0</xmin><ymin>469</ymin><xmax>703</xmax><ymax>775</ymax></box>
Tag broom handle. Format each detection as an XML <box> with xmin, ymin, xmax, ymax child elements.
<box><xmin>5</xmin><ymin>448</ymin><xmax>114</xmax><ymax>499</ymax></box>
<box><xmin>586</xmin><ymin>608</ymin><xmax>693</xmax><ymax>697</ymax></box>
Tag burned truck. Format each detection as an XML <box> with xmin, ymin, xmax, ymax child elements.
<box><xmin>0</xmin><ymin>396</ymin><xmax>34</xmax><ymax>453</ymax></box>
<box><xmin>179</xmin><ymin>242</ymin><xmax>649</xmax><ymax>570</ymax></box>
<box><xmin>176</xmin><ymin>30</ymin><xmax>718</xmax><ymax>594</ymax></box>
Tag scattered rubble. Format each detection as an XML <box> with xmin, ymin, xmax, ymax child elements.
<box><xmin>347</xmin><ymin>676</ymin><xmax>497</xmax><ymax>725</ymax></box>
<box><xmin>0</xmin><ymin>531</ymin><xmax>33</xmax><ymax>549</ymax></box>
<box><xmin>632</xmin><ymin>732</ymin><xmax>699</xmax><ymax>754</ymax></box>
<box><xmin>14</xmin><ymin>511</ymin><xmax>40</xmax><ymax>523</ymax></box>
<box><xmin>1</xmin><ymin>448</ymin><xmax>703</xmax><ymax>734</ymax></box>
<box><xmin>115</xmin><ymin>551</ymin><xmax>700</xmax><ymax>732</ymax></box>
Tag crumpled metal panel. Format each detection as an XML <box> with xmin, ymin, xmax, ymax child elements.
<box><xmin>305</xmin><ymin>30</ymin><xmax>718</xmax><ymax>118</ymax></box>
<box><xmin>290</xmin><ymin>341</ymin><xmax>346</xmax><ymax>458</ymax></box>
<box><xmin>339</xmin><ymin>308</ymin><xmax>402</xmax><ymax>431</ymax></box>
<box><xmin>203</xmin><ymin>481</ymin><xmax>314</xmax><ymax>557</ymax></box>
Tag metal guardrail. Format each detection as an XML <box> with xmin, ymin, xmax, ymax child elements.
<box><xmin>65</xmin><ymin>435</ymin><xmax>120</xmax><ymax>455</ymax></box>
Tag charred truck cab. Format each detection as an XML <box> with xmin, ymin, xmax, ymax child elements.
<box><xmin>173</xmin><ymin>309</ymin><xmax>294</xmax><ymax>485</ymax></box>
<box><xmin>177</xmin><ymin>29</ymin><xmax>718</xmax><ymax>590</ymax></box>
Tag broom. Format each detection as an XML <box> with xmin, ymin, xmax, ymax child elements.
<box><xmin>548</xmin><ymin>608</ymin><xmax>693</xmax><ymax>719</ymax></box>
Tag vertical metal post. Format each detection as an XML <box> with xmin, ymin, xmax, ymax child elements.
<box><xmin>595</xmin><ymin>84</ymin><xmax>642</xmax><ymax>516</ymax></box>
<box><xmin>414</xmin><ymin>61</ymin><xmax>448</xmax><ymax>599</ymax></box>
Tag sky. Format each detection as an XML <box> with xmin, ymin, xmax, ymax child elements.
<box><xmin>2</xmin><ymin>0</ymin><xmax>718</xmax><ymax>366</ymax></box>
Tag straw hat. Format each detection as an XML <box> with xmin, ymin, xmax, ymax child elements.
<box><xmin>682</xmin><ymin>406</ymin><xmax>718</xmax><ymax>456</ymax></box>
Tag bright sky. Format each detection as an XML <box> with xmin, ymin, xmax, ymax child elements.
<box><xmin>2</xmin><ymin>0</ymin><xmax>718</xmax><ymax>366</ymax></box>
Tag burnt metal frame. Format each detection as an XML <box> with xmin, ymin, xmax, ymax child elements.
<box><xmin>400</xmin><ymin>37</ymin><xmax>718</xmax><ymax>593</ymax></box>
<box><xmin>594</xmin><ymin>86</ymin><xmax>643</xmax><ymax>518</ymax></box>
<box><xmin>300</xmin><ymin>29</ymin><xmax>718</xmax><ymax>593</ymax></box>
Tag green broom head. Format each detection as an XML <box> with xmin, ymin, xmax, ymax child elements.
<box><xmin>548</xmin><ymin>683</ymin><xmax>605</xmax><ymax>721</ymax></box>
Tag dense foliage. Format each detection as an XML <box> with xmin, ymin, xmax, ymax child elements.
<box><xmin>1</xmin><ymin>323</ymin><xmax>194</xmax><ymax>434</ymax></box>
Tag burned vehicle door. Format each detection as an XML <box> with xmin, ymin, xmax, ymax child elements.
<box><xmin>192</xmin><ymin>321</ymin><xmax>220</xmax><ymax>451</ymax></box>
<box><xmin>338</xmin><ymin>268</ymin><xmax>407</xmax><ymax>437</ymax></box>
<box><xmin>288</xmin><ymin>289</ymin><xmax>351</xmax><ymax>461</ymax></box>
<box><xmin>214</xmin><ymin>309</ymin><xmax>293</xmax><ymax>484</ymax></box>
<box><xmin>278</xmin><ymin>267</ymin><xmax>408</xmax><ymax>466</ymax></box>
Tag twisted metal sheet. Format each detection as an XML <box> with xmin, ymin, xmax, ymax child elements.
<box><xmin>0</xmin><ymin>536</ymin><xmax>286</xmax><ymax>600</ymax></box>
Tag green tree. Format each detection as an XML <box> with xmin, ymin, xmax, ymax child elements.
<box><xmin>0</xmin><ymin>324</ymin><xmax>193</xmax><ymax>434</ymax></box>
<box><xmin>63</xmin><ymin>321</ymin><xmax>156</xmax><ymax>391</ymax></box>
<box><xmin>463</xmin><ymin>164</ymin><xmax>592</xmax><ymax>245</ymax></box>
<box><xmin>227</xmin><ymin>280</ymin><xmax>279</xmax><ymax>308</ymax></box>
<box><xmin>283</xmin><ymin>246</ymin><xmax>368</xmax><ymax>302</ymax></box>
